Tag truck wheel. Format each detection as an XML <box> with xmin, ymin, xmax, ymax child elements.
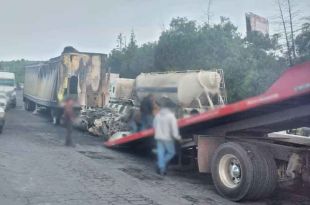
<box><xmin>24</xmin><ymin>101</ymin><xmax>29</xmax><ymax>111</ymax></box>
<box><xmin>211</xmin><ymin>142</ymin><xmax>277</xmax><ymax>201</ymax></box>
<box><xmin>24</xmin><ymin>101</ymin><xmax>32</xmax><ymax>111</ymax></box>
<box><xmin>253</xmin><ymin>146</ymin><xmax>277</xmax><ymax>198</ymax></box>
<box><xmin>211</xmin><ymin>142</ymin><xmax>253</xmax><ymax>201</ymax></box>
<box><xmin>243</xmin><ymin>143</ymin><xmax>277</xmax><ymax>199</ymax></box>
<box><xmin>25</xmin><ymin>100</ymin><xmax>35</xmax><ymax>111</ymax></box>
<box><xmin>238</xmin><ymin>143</ymin><xmax>272</xmax><ymax>200</ymax></box>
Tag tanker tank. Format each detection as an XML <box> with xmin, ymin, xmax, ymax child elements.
<box><xmin>134</xmin><ymin>70</ymin><xmax>225</xmax><ymax>109</ymax></box>
<box><xmin>109</xmin><ymin>78</ymin><xmax>135</xmax><ymax>101</ymax></box>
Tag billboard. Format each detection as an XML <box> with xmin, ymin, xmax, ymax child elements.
<box><xmin>246</xmin><ymin>12</ymin><xmax>269</xmax><ymax>36</ymax></box>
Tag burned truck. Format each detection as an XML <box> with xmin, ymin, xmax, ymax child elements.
<box><xmin>23</xmin><ymin>47</ymin><xmax>108</xmax><ymax>124</ymax></box>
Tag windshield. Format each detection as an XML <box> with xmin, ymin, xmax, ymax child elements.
<box><xmin>0</xmin><ymin>79</ymin><xmax>15</xmax><ymax>86</ymax></box>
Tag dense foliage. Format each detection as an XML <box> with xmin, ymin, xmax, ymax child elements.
<box><xmin>0</xmin><ymin>59</ymin><xmax>40</xmax><ymax>83</ymax></box>
<box><xmin>295</xmin><ymin>23</ymin><xmax>310</xmax><ymax>63</ymax></box>
<box><xmin>107</xmin><ymin>17</ymin><xmax>292</xmax><ymax>102</ymax></box>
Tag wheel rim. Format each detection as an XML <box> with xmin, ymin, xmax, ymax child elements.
<box><xmin>218</xmin><ymin>154</ymin><xmax>242</xmax><ymax>188</ymax></box>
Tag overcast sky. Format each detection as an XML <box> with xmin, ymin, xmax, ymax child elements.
<box><xmin>0</xmin><ymin>0</ymin><xmax>309</xmax><ymax>60</ymax></box>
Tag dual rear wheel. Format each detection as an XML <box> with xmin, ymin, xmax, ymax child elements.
<box><xmin>24</xmin><ymin>100</ymin><xmax>35</xmax><ymax>111</ymax></box>
<box><xmin>211</xmin><ymin>142</ymin><xmax>277</xmax><ymax>201</ymax></box>
<box><xmin>24</xmin><ymin>100</ymin><xmax>61</xmax><ymax>125</ymax></box>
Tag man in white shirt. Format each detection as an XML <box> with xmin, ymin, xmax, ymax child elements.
<box><xmin>153</xmin><ymin>98</ymin><xmax>181</xmax><ymax>175</ymax></box>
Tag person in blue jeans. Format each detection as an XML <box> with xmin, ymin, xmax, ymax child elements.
<box><xmin>153</xmin><ymin>99</ymin><xmax>181</xmax><ymax>175</ymax></box>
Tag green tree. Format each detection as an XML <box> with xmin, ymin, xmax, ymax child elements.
<box><xmin>0</xmin><ymin>60</ymin><xmax>40</xmax><ymax>83</ymax></box>
<box><xmin>107</xmin><ymin>31</ymin><xmax>156</xmax><ymax>78</ymax></box>
<box><xmin>295</xmin><ymin>22</ymin><xmax>310</xmax><ymax>62</ymax></box>
<box><xmin>155</xmin><ymin>17</ymin><xmax>198</xmax><ymax>70</ymax></box>
<box><xmin>108</xmin><ymin>17</ymin><xmax>287</xmax><ymax>102</ymax></box>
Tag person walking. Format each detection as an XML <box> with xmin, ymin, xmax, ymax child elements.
<box><xmin>153</xmin><ymin>98</ymin><xmax>181</xmax><ymax>175</ymax></box>
<box><xmin>140</xmin><ymin>94</ymin><xmax>155</xmax><ymax>130</ymax></box>
<box><xmin>63</xmin><ymin>97</ymin><xmax>75</xmax><ymax>147</ymax></box>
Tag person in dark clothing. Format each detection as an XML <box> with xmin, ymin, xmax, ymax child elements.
<box><xmin>63</xmin><ymin>97</ymin><xmax>75</xmax><ymax>146</ymax></box>
<box><xmin>140</xmin><ymin>94</ymin><xmax>155</xmax><ymax>130</ymax></box>
<box><xmin>127</xmin><ymin>108</ymin><xmax>142</xmax><ymax>133</ymax></box>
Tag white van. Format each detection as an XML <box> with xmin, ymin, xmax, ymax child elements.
<box><xmin>0</xmin><ymin>72</ymin><xmax>16</xmax><ymax>108</ymax></box>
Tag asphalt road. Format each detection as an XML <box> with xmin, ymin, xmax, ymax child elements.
<box><xmin>0</xmin><ymin>91</ymin><xmax>309</xmax><ymax>205</ymax></box>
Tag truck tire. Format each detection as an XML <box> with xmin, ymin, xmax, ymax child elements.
<box><xmin>211</xmin><ymin>142</ymin><xmax>254</xmax><ymax>201</ymax></box>
<box><xmin>24</xmin><ymin>100</ymin><xmax>35</xmax><ymax>111</ymax></box>
<box><xmin>239</xmin><ymin>143</ymin><xmax>271</xmax><ymax>200</ymax></box>
<box><xmin>254</xmin><ymin>147</ymin><xmax>277</xmax><ymax>198</ymax></box>
<box><xmin>24</xmin><ymin>101</ymin><xmax>28</xmax><ymax>111</ymax></box>
<box><xmin>211</xmin><ymin>142</ymin><xmax>277</xmax><ymax>201</ymax></box>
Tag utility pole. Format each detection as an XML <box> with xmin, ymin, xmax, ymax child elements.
<box><xmin>207</xmin><ymin>0</ymin><xmax>212</xmax><ymax>25</ymax></box>
<box><xmin>277</xmin><ymin>0</ymin><xmax>293</xmax><ymax>66</ymax></box>
<box><xmin>287</xmin><ymin>0</ymin><xmax>297</xmax><ymax>61</ymax></box>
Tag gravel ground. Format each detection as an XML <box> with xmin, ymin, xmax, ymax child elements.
<box><xmin>0</xmin><ymin>91</ymin><xmax>309</xmax><ymax>205</ymax></box>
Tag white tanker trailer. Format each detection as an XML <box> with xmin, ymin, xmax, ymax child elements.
<box><xmin>109</xmin><ymin>78</ymin><xmax>135</xmax><ymax>102</ymax></box>
<box><xmin>133</xmin><ymin>70</ymin><xmax>226</xmax><ymax>113</ymax></box>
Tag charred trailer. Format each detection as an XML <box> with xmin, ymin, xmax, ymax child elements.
<box><xmin>23</xmin><ymin>47</ymin><xmax>108</xmax><ymax>124</ymax></box>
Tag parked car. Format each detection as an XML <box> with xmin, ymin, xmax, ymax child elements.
<box><xmin>0</xmin><ymin>92</ymin><xmax>9</xmax><ymax>110</ymax></box>
<box><xmin>0</xmin><ymin>72</ymin><xmax>16</xmax><ymax>108</ymax></box>
<box><xmin>0</xmin><ymin>107</ymin><xmax>5</xmax><ymax>133</ymax></box>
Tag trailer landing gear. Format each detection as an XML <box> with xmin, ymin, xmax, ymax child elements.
<box><xmin>51</xmin><ymin>109</ymin><xmax>61</xmax><ymax>125</ymax></box>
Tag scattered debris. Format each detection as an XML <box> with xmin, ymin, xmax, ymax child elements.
<box><xmin>73</xmin><ymin>105</ymin><xmax>133</xmax><ymax>140</ymax></box>
<box><xmin>74</xmin><ymin>70</ymin><xmax>227</xmax><ymax>141</ymax></box>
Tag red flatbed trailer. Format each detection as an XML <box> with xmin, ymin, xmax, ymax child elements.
<box><xmin>104</xmin><ymin>62</ymin><xmax>310</xmax><ymax>201</ymax></box>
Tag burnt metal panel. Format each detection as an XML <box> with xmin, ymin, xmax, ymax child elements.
<box><xmin>24</xmin><ymin>50</ymin><xmax>108</xmax><ymax>108</ymax></box>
